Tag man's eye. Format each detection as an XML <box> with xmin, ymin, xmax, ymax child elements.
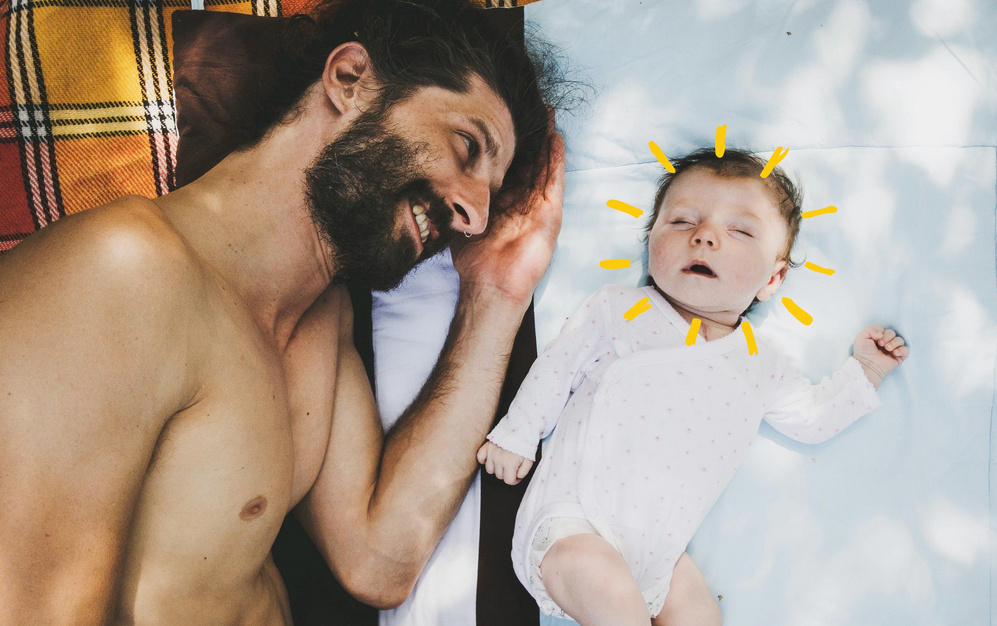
<box><xmin>462</xmin><ymin>134</ymin><xmax>480</xmax><ymax>161</ymax></box>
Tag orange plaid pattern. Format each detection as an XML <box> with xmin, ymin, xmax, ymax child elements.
<box><xmin>0</xmin><ymin>0</ymin><xmax>536</xmax><ymax>252</ymax></box>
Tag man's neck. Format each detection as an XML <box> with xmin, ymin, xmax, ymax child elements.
<box><xmin>154</xmin><ymin>105</ymin><xmax>340</xmax><ymax>351</ymax></box>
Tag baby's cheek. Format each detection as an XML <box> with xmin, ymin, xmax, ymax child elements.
<box><xmin>646</xmin><ymin>239</ymin><xmax>671</xmax><ymax>277</ymax></box>
<box><xmin>647</xmin><ymin>251</ymin><xmax>667</xmax><ymax>283</ymax></box>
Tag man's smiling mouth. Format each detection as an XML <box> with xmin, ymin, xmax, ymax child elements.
<box><xmin>409</xmin><ymin>199</ymin><xmax>439</xmax><ymax>250</ymax></box>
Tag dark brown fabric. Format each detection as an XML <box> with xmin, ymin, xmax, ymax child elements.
<box><xmin>171</xmin><ymin>10</ymin><xmax>290</xmax><ymax>188</ymax></box>
<box><xmin>477</xmin><ymin>299</ymin><xmax>542</xmax><ymax>626</ymax></box>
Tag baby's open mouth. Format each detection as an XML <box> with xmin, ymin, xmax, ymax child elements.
<box><xmin>683</xmin><ymin>262</ymin><xmax>717</xmax><ymax>278</ymax></box>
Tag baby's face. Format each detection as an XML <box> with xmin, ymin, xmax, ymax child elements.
<box><xmin>648</xmin><ymin>168</ymin><xmax>788</xmax><ymax>319</ymax></box>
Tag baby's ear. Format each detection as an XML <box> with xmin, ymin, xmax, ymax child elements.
<box><xmin>756</xmin><ymin>259</ymin><xmax>788</xmax><ymax>302</ymax></box>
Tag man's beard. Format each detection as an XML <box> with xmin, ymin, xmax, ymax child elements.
<box><xmin>304</xmin><ymin>104</ymin><xmax>455</xmax><ymax>291</ymax></box>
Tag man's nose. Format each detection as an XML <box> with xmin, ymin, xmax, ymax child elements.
<box><xmin>447</xmin><ymin>175</ymin><xmax>490</xmax><ymax>236</ymax></box>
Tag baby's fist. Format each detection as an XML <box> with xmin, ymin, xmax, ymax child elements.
<box><xmin>853</xmin><ymin>325</ymin><xmax>909</xmax><ymax>388</ymax></box>
<box><xmin>477</xmin><ymin>441</ymin><xmax>534</xmax><ymax>486</ymax></box>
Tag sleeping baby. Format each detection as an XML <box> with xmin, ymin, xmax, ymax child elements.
<box><xmin>476</xmin><ymin>148</ymin><xmax>909</xmax><ymax>625</ymax></box>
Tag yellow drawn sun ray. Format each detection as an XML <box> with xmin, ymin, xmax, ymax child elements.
<box><xmin>600</xmin><ymin>259</ymin><xmax>631</xmax><ymax>269</ymax></box>
<box><xmin>648</xmin><ymin>141</ymin><xmax>675</xmax><ymax>173</ymax></box>
<box><xmin>686</xmin><ymin>318</ymin><xmax>702</xmax><ymax>346</ymax></box>
<box><xmin>624</xmin><ymin>297</ymin><xmax>651</xmax><ymax>321</ymax></box>
<box><xmin>715</xmin><ymin>125</ymin><xmax>726</xmax><ymax>157</ymax></box>
<box><xmin>760</xmin><ymin>147</ymin><xmax>789</xmax><ymax>178</ymax></box>
<box><xmin>804</xmin><ymin>261</ymin><xmax>835</xmax><ymax>275</ymax></box>
<box><xmin>607</xmin><ymin>199</ymin><xmax>644</xmax><ymax>218</ymax></box>
<box><xmin>740</xmin><ymin>319</ymin><xmax>758</xmax><ymax>355</ymax></box>
<box><xmin>802</xmin><ymin>205</ymin><xmax>837</xmax><ymax>218</ymax></box>
<box><xmin>782</xmin><ymin>297</ymin><xmax>813</xmax><ymax>325</ymax></box>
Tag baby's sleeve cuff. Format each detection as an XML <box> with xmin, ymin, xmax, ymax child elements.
<box><xmin>844</xmin><ymin>355</ymin><xmax>882</xmax><ymax>412</ymax></box>
<box><xmin>486</xmin><ymin>417</ymin><xmax>539</xmax><ymax>462</ymax></box>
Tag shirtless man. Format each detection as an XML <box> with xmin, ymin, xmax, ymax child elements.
<box><xmin>0</xmin><ymin>0</ymin><xmax>563</xmax><ymax>623</ymax></box>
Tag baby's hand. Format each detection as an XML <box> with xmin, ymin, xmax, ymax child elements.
<box><xmin>852</xmin><ymin>325</ymin><xmax>909</xmax><ymax>389</ymax></box>
<box><xmin>477</xmin><ymin>441</ymin><xmax>534</xmax><ymax>485</ymax></box>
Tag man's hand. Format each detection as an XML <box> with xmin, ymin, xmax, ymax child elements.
<box><xmin>451</xmin><ymin>128</ymin><xmax>565</xmax><ymax>310</ymax></box>
<box><xmin>852</xmin><ymin>325</ymin><xmax>909</xmax><ymax>389</ymax></box>
<box><xmin>477</xmin><ymin>441</ymin><xmax>533</xmax><ymax>485</ymax></box>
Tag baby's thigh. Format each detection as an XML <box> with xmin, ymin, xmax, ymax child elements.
<box><xmin>651</xmin><ymin>553</ymin><xmax>722</xmax><ymax>626</ymax></box>
<box><xmin>539</xmin><ymin>528</ymin><xmax>618</xmax><ymax>581</ymax></box>
<box><xmin>540</xmin><ymin>532</ymin><xmax>648</xmax><ymax>622</ymax></box>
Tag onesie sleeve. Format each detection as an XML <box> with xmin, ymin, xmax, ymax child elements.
<box><xmin>486</xmin><ymin>286</ymin><xmax>615</xmax><ymax>460</ymax></box>
<box><xmin>762</xmin><ymin>356</ymin><xmax>881</xmax><ymax>445</ymax></box>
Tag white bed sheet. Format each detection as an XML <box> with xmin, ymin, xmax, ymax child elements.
<box><xmin>373</xmin><ymin>249</ymin><xmax>481</xmax><ymax>626</ymax></box>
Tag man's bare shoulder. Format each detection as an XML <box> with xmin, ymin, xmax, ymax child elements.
<box><xmin>2</xmin><ymin>194</ymin><xmax>204</xmax><ymax>301</ymax></box>
<box><xmin>1</xmin><ymin>195</ymin><xmax>211</xmax><ymax>404</ymax></box>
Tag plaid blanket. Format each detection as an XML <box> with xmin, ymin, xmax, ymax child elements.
<box><xmin>0</xmin><ymin>0</ymin><xmax>535</xmax><ymax>253</ymax></box>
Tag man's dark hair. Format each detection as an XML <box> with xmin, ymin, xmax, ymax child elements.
<box><xmin>645</xmin><ymin>147</ymin><xmax>803</xmax><ymax>264</ymax></box>
<box><xmin>240</xmin><ymin>0</ymin><xmax>564</xmax><ymax>214</ymax></box>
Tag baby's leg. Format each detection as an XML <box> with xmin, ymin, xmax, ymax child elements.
<box><xmin>651</xmin><ymin>553</ymin><xmax>722</xmax><ymax>626</ymax></box>
<box><xmin>540</xmin><ymin>533</ymin><xmax>650</xmax><ymax>626</ymax></box>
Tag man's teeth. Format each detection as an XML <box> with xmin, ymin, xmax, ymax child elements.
<box><xmin>412</xmin><ymin>204</ymin><xmax>429</xmax><ymax>243</ymax></box>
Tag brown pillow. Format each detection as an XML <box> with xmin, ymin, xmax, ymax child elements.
<box><xmin>171</xmin><ymin>10</ymin><xmax>289</xmax><ymax>188</ymax></box>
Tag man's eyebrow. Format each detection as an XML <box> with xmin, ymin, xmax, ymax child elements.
<box><xmin>469</xmin><ymin>117</ymin><xmax>499</xmax><ymax>161</ymax></box>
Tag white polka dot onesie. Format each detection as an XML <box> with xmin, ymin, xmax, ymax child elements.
<box><xmin>486</xmin><ymin>284</ymin><xmax>881</xmax><ymax>618</ymax></box>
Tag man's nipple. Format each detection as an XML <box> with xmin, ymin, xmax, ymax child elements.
<box><xmin>239</xmin><ymin>495</ymin><xmax>268</xmax><ymax>521</ymax></box>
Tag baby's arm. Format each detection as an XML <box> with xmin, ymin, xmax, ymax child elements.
<box><xmin>479</xmin><ymin>287</ymin><xmax>615</xmax><ymax>485</ymax></box>
<box><xmin>763</xmin><ymin>326</ymin><xmax>908</xmax><ymax>444</ymax></box>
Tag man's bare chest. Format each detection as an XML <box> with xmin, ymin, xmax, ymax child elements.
<box><xmin>116</xmin><ymin>292</ymin><xmax>342</xmax><ymax>618</ymax></box>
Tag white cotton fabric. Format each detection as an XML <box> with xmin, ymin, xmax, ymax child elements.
<box><xmin>488</xmin><ymin>284</ymin><xmax>880</xmax><ymax>618</ymax></box>
<box><xmin>373</xmin><ymin>249</ymin><xmax>482</xmax><ymax>626</ymax></box>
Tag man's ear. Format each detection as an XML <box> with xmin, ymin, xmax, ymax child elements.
<box><xmin>756</xmin><ymin>259</ymin><xmax>788</xmax><ymax>302</ymax></box>
<box><xmin>320</xmin><ymin>42</ymin><xmax>375</xmax><ymax>117</ymax></box>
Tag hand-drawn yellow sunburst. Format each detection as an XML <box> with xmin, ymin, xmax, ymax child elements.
<box><xmin>604</xmin><ymin>125</ymin><xmax>839</xmax><ymax>355</ymax></box>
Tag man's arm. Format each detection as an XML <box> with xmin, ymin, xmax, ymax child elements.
<box><xmin>296</xmin><ymin>135</ymin><xmax>565</xmax><ymax>608</ymax></box>
<box><xmin>0</xmin><ymin>201</ymin><xmax>198</xmax><ymax>624</ymax></box>
<box><xmin>295</xmin><ymin>285</ymin><xmax>528</xmax><ymax>608</ymax></box>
